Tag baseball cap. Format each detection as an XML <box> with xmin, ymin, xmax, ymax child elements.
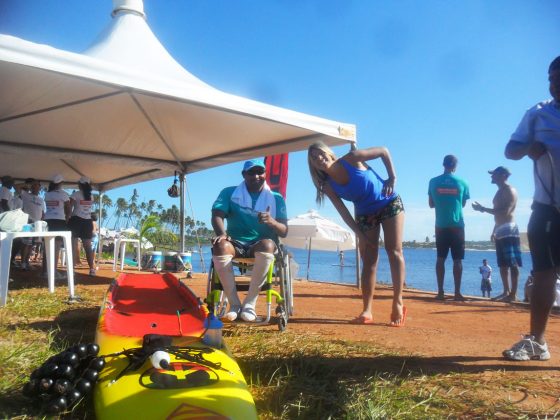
<box><xmin>242</xmin><ymin>158</ymin><xmax>266</xmax><ymax>172</ymax></box>
<box><xmin>443</xmin><ymin>155</ymin><xmax>458</xmax><ymax>168</ymax></box>
<box><xmin>488</xmin><ymin>166</ymin><xmax>511</xmax><ymax>176</ymax></box>
<box><xmin>79</xmin><ymin>176</ymin><xmax>91</xmax><ymax>184</ymax></box>
<box><xmin>52</xmin><ymin>174</ymin><xmax>64</xmax><ymax>184</ymax></box>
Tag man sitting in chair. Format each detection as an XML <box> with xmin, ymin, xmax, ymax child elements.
<box><xmin>211</xmin><ymin>159</ymin><xmax>288</xmax><ymax>322</ymax></box>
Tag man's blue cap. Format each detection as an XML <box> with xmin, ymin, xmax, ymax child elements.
<box><xmin>243</xmin><ymin>158</ymin><xmax>266</xmax><ymax>172</ymax></box>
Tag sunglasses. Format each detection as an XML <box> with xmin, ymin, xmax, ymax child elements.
<box><xmin>246</xmin><ymin>168</ymin><xmax>265</xmax><ymax>175</ymax></box>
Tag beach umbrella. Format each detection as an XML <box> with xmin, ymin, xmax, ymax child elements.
<box><xmin>282</xmin><ymin>210</ymin><xmax>355</xmax><ymax>280</ymax></box>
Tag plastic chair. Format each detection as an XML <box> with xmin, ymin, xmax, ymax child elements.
<box><xmin>113</xmin><ymin>238</ymin><xmax>142</xmax><ymax>271</ymax></box>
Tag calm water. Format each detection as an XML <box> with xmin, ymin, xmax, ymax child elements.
<box><xmin>189</xmin><ymin>246</ymin><xmax>531</xmax><ymax>298</ymax></box>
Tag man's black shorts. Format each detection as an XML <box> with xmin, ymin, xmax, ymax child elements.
<box><xmin>435</xmin><ymin>227</ymin><xmax>465</xmax><ymax>260</ymax></box>
<box><xmin>528</xmin><ymin>201</ymin><xmax>560</xmax><ymax>272</ymax></box>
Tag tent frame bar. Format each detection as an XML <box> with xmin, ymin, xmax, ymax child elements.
<box><xmin>0</xmin><ymin>91</ymin><xmax>124</xmax><ymax>124</ymax></box>
<box><xmin>0</xmin><ymin>140</ymin><xmax>178</xmax><ymax>169</ymax></box>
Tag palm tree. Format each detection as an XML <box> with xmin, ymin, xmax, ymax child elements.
<box><xmin>137</xmin><ymin>215</ymin><xmax>161</xmax><ymax>251</ymax></box>
<box><xmin>136</xmin><ymin>214</ymin><xmax>178</xmax><ymax>251</ymax></box>
<box><xmin>124</xmin><ymin>189</ymin><xmax>140</xmax><ymax>228</ymax></box>
<box><xmin>113</xmin><ymin>197</ymin><xmax>128</xmax><ymax>230</ymax></box>
<box><xmin>147</xmin><ymin>199</ymin><xmax>157</xmax><ymax>216</ymax></box>
<box><xmin>168</xmin><ymin>205</ymin><xmax>180</xmax><ymax>233</ymax></box>
<box><xmin>139</xmin><ymin>201</ymin><xmax>148</xmax><ymax>219</ymax></box>
<box><xmin>92</xmin><ymin>193</ymin><xmax>113</xmax><ymax>226</ymax></box>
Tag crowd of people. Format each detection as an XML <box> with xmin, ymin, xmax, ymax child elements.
<box><xmin>0</xmin><ymin>174</ymin><xmax>97</xmax><ymax>277</ymax></box>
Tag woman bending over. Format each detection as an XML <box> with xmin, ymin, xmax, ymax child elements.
<box><xmin>308</xmin><ymin>141</ymin><xmax>406</xmax><ymax>326</ymax></box>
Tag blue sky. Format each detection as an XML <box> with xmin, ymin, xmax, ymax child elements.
<box><xmin>1</xmin><ymin>0</ymin><xmax>559</xmax><ymax>241</ymax></box>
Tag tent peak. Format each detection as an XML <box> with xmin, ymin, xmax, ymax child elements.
<box><xmin>112</xmin><ymin>0</ymin><xmax>145</xmax><ymax>19</ymax></box>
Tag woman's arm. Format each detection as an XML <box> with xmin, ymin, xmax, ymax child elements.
<box><xmin>345</xmin><ymin>147</ymin><xmax>397</xmax><ymax>195</ymax></box>
<box><xmin>323</xmin><ymin>183</ymin><xmax>374</xmax><ymax>247</ymax></box>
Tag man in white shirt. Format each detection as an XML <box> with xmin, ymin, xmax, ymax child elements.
<box><xmin>502</xmin><ymin>55</ymin><xmax>560</xmax><ymax>362</ymax></box>
<box><xmin>479</xmin><ymin>259</ymin><xmax>492</xmax><ymax>298</ymax></box>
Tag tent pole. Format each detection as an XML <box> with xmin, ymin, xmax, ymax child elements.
<box><xmin>179</xmin><ymin>173</ymin><xmax>185</xmax><ymax>253</ymax></box>
<box><xmin>97</xmin><ymin>192</ymin><xmax>103</xmax><ymax>268</ymax></box>
<box><xmin>306</xmin><ymin>237</ymin><xmax>312</xmax><ymax>280</ymax></box>
<box><xmin>184</xmin><ymin>177</ymin><xmax>206</xmax><ymax>273</ymax></box>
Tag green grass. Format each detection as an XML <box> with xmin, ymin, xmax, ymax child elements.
<box><xmin>1</xmin><ymin>286</ymin><xmax>559</xmax><ymax>419</ymax></box>
<box><xmin>226</xmin><ymin>329</ymin><xmax>452</xmax><ymax>419</ymax></box>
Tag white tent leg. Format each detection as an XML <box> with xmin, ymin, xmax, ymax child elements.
<box><xmin>97</xmin><ymin>192</ymin><xmax>103</xmax><ymax>268</ymax></box>
<box><xmin>306</xmin><ymin>237</ymin><xmax>312</xmax><ymax>281</ymax></box>
<box><xmin>179</xmin><ymin>173</ymin><xmax>185</xmax><ymax>253</ymax></box>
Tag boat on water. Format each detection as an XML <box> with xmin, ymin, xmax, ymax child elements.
<box><xmin>94</xmin><ymin>272</ymin><xmax>257</xmax><ymax>419</ymax></box>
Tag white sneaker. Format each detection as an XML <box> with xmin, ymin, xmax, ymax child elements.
<box><xmin>89</xmin><ymin>269</ymin><xmax>96</xmax><ymax>276</ymax></box>
<box><xmin>222</xmin><ymin>306</ymin><xmax>241</xmax><ymax>322</ymax></box>
<box><xmin>503</xmin><ymin>335</ymin><xmax>551</xmax><ymax>361</ymax></box>
<box><xmin>240</xmin><ymin>306</ymin><xmax>257</xmax><ymax>322</ymax></box>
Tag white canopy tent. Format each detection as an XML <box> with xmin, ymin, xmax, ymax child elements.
<box><xmin>0</xmin><ymin>0</ymin><xmax>355</xmax><ymax>192</ymax></box>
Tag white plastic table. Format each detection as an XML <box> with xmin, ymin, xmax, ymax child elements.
<box><xmin>112</xmin><ymin>238</ymin><xmax>142</xmax><ymax>271</ymax></box>
<box><xmin>0</xmin><ymin>230</ymin><xmax>75</xmax><ymax>306</ymax></box>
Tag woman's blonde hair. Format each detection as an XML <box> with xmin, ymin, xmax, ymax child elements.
<box><xmin>307</xmin><ymin>141</ymin><xmax>337</xmax><ymax>206</ymax></box>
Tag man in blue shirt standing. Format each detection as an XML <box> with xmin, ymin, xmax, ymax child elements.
<box><xmin>211</xmin><ymin>159</ymin><xmax>288</xmax><ymax>322</ymax></box>
<box><xmin>428</xmin><ymin>155</ymin><xmax>470</xmax><ymax>301</ymax></box>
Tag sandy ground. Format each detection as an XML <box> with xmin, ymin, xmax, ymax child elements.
<box><xmin>27</xmin><ymin>262</ymin><xmax>558</xmax><ymax>369</ymax></box>
<box><xmin>167</xmin><ymin>271</ymin><xmax>559</xmax><ymax>371</ymax></box>
<box><xmin>5</xmin><ymin>261</ymin><xmax>560</xmax><ymax>411</ymax></box>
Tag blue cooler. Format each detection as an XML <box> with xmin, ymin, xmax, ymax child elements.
<box><xmin>143</xmin><ymin>251</ymin><xmax>162</xmax><ymax>270</ymax></box>
<box><xmin>163</xmin><ymin>251</ymin><xmax>178</xmax><ymax>271</ymax></box>
<box><xmin>179</xmin><ymin>252</ymin><xmax>192</xmax><ymax>272</ymax></box>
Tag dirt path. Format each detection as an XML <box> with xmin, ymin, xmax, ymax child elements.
<box><xmin>12</xmin><ymin>263</ymin><xmax>559</xmax><ymax>371</ymax></box>
<box><xmin>181</xmin><ymin>273</ymin><xmax>560</xmax><ymax>373</ymax></box>
<box><xmin>6</xmin><ymin>263</ymin><xmax>560</xmax><ymax>412</ymax></box>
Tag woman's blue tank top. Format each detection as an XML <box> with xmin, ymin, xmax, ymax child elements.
<box><xmin>328</xmin><ymin>159</ymin><xmax>397</xmax><ymax>215</ymax></box>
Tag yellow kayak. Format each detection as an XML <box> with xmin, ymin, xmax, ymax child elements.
<box><xmin>94</xmin><ymin>273</ymin><xmax>257</xmax><ymax>420</ymax></box>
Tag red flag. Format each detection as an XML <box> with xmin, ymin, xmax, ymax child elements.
<box><xmin>265</xmin><ymin>153</ymin><xmax>289</xmax><ymax>199</ymax></box>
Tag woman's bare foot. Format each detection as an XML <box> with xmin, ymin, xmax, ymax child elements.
<box><xmin>350</xmin><ymin>311</ymin><xmax>374</xmax><ymax>324</ymax></box>
<box><xmin>390</xmin><ymin>302</ymin><xmax>406</xmax><ymax>326</ymax></box>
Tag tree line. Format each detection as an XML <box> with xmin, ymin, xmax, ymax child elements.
<box><xmin>91</xmin><ymin>190</ymin><xmax>213</xmax><ymax>248</ymax></box>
